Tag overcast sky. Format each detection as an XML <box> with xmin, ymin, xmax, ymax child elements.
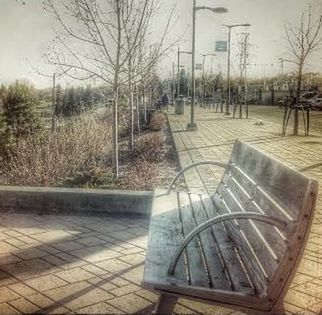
<box><xmin>0</xmin><ymin>0</ymin><xmax>321</xmax><ymax>88</ymax></box>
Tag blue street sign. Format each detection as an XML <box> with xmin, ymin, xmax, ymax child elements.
<box><xmin>215</xmin><ymin>41</ymin><xmax>228</xmax><ymax>52</ymax></box>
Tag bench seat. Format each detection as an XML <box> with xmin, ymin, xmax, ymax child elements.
<box><xmin>143</xmin><ymin>140</ymin><xmax>318</xmax><ymax>314</ymax></box>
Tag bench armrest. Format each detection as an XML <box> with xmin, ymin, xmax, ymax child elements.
<box><xmin>167</xmin><ymin>161</ymin><xmax>228</xmax><ymax>194</ymax></box>
<box><xmin>167</xmin><ymin>212</ymin><xmax>289</xmax><ymax>275</ymax></box>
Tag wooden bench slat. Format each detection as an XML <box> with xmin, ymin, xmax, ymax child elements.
<box><xmin>222</xmin><ymin>174</ymin><xmax>287</xmax><ymax>258</ymax></box>
<box><xmin>178</xmin><ymin>192</ymin><xmax>209</xmax><ymax>287</ymax></box>
<box><xmin>189</xmin><ymin>193</ymin><xmax>232</xmax><ymax>291</ymax></box>
<box><xmin>216</xmin><ymin>186</ymin><xmax>277</xmax><ymax>282</ymax></box>
<box><xmin>212</xmin><ymin>193</ymin><xmax>268</xmax><ymax>292</ymax></box>
<box><xmin>230</xmin><ymin>141</ymin><xmax>310</xmax><ymax>220</ymax></box>
<box><xmin>202</xmin><ymin>194</ymin><xmax>256</xmax><ymax>294</ymax></box>
<box><xmin>228</xmin><ymin>166</ymin><xmax>294</xmax><ymax>223</ymax></box>
<box><xmin>144</xmin><ymin>191</ymin><xmax>188</xmax><ymax>287</ymax></box>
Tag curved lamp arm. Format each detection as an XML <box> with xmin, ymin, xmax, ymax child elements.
<box><xmin>167</xmin><ymin>161</ymin><xmax>228</xmax><ymax>194</ymax></box>
<box><xmin>167</xmin><ymin>212</ymin><xmax>288</xmax><ymax>275</ymax></box>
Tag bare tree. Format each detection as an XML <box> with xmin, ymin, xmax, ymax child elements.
<box><xmin>284</xmin><ymin>3</ymin><xmax>322</xmax><ymax>135</ymax></box>
<box><xmin>43</xmin><ymin>0</ymin><xmax>176</xmax><ymax>178</ymax></box>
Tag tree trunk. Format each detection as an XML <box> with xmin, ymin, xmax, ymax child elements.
<box><xmin>136</xmin><ymin>85</ymin><xmax>141</xmax><ymax>133</ymax></box>
<box><xmin>294</xmin><ymin>63</ymin><xmax>303</xmax><ymax>136</ymax></box>
<box><xmin>112</xmin><ymin>0</ymin><xmax>122</xmax><ymax>180</ymax></box>
<box><xmin>128</xmin><ymin>57</ymin><xmax>134</xmax><ymax>150</ymax></box>
<box><xmin>112</xmin><ymin>78</ymin><xmax>119</xmax><ymax>180</ymax></box>
<box><xmin>142</xmin><ymin>80</ymin><xmax>147</xmax><ymax>124</ymax></box>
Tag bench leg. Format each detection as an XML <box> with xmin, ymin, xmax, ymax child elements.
<box><xmin>154</xmin><ymin>293</ymin><xmax>178</xmax><ymax>315</ymax></box>
<box><xmin>271</xmin><ymin>302</ymin><xmax>285</xmax><ymax>315</ymax></box>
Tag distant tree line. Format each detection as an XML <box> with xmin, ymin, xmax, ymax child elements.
<box><xmin>55</xmin><ymin>85</ymin><xmax>97</xmax><ymax>117</ymax></box>
<box><xmin>0</xmin><ymin>82</ymin><xmax>41</xmax><ymax>158</ymax></box>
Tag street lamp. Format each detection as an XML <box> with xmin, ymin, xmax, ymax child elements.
<box><xmin>178</xmin><ymin>47</ymin><xmax>192</xmax><ymax>100</ymax></box>
<box><xmin>201</xmin><ymin>53</ymin><xmax>216</xmax><ymax>107</ymax></box>
<box><xmin>187</xmin><ymin>1</ymin><xmax>228</xmax><ymax>131</ymax></box>
<box><xmin>223</xmin><ymin>23</ymin><xmax>251</xmax><ymax>115</ymax></box>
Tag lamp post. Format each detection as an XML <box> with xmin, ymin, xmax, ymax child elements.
<box><xmin>187</xmin><ymin>1</ymin><xmax>228</xmax><ymax>131</ymax></box>
<box><xmin>223</xmin><ymin>23</ymin><xmax>250</xmax><ymax>115</ymax></box>
<box><xmin>201</xmin><ymin>53</ymin><xmax>216</xmax><ymax>107</ymax></box>
<box><xmin>178</xmin><ymin>47</ymin><xmax>192</xmax><ymax>100</ymax></box>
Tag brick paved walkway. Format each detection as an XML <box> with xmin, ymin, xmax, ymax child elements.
<box><xmin>0</xmin><ymin>105</ymin><xmax>321</xmax><ymax>314</ymax></box>
<box><xmin>168</xmin><ymin>105</ymin><xmax>322</xmax><ymax>315</ymax></box>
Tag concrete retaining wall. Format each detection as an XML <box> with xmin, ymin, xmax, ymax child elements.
<box><xmin>0</xmin><ymin>186</ymin><xmax>153</xmax><ymax>216</ymax></box>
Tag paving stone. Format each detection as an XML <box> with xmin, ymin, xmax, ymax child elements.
<box><xmin>8</xmin><ymin>282</ymin><xmax>37</xmax><ymax>296</ymax></box>
<box><xmin>70</xmin><ymin>245</ymin><xmax>121</xmax><ymax>263</ymax></box>
<box><xmin>121</xmin><ymin>264</ymin><xmax>144</xmax><ymax>285</ymax></box>
<box><xmin>75</xmin><ymin>237</ymin><xmax>107</xmax><ymax>247</ymax></box>
<box><xmin>0</xmin><ymin>287</ymin><xmax>20</xmax><ymax>303</ymax></box>
<box><xmin>0</xmin><ymin>254</ymin><xmax>21</xmax><ymax>265</ymax></box>
<box><xmin>14</xmin><ymin>248</ymin><xmax>49</xmax><ymax>260</ymax></box>
<box><xmin>174</xmin><ymin>303</ymin><xmax>200</xmax><ymax>314</ymax></box>
<box><xmin>51</xmin><ymin>241</ymin><xmax>84</xmax><ymax>252</ymax></box>
<box><xmin>96</xmin><ymin>258</ymin><xmax>132</xmax><ymax>273</ymax></box>
<box><xmin>0</xmin><ymin>277</ymin><xmax>18</xmax><ymax>287</ymax></box>
<box><xmin>3</xmin><ymin>230</ymin><xmax>24</xmax><ymax>238</ymax></box>
<box><xmin>55</xmin><ymin>267</ymin><xmax>96</xmax><ymax>283</ymax></box>
<box><xmin>12</xmin><ymin>227</ymin><xmax>48</xmax><ymax>236</ymax></box>
<box><xmin>118</xmin><ymin>253</ymin><xmax>145</xmax><ymax>265</ymax></box>
<box><xmin>0</xmin><ymin>303</ymin><xmax>20</xmax><ymax>315</ymax></box>
<box><xmin>290</xmin><ymin>273</ymin><xmax>314</xmax><ymax>288</ymax></box>
<box><xmin>110</xmin><ymin>277</ymin><xmax>130</xmax><ymax>287</ymax></box>
<box><xmin>54</xmin><ymin>252</ymin><xmax>87</xmax><ymax>269</ymax></box>
<box><xmin>8</xmin><ymin>298</ymin><xmax>40</xmax><ymax>314</ymax></box>
<box><xmin>30</xmin><ymin>230</ymin><xmax>74</xmax><ymax>243</ymax></box>
<box><xmin>179</xmin><ymin>298</ymin><xmax>232</xmax><ymax>315</ymax></box>
<box><xmin>108</xmin><ymin>293</ymin><xmax>152</xmax><ymax>313</ymax></box>
<box><xmin>45</xmin><ymin>281</ymin><xmax>114</xmax><ymax>310</ymax></box>
<box><xmin>81</xmin><ymin>264</ymin><xmax>110</xmax><ymax>276</ymax></box>
<box><xmin>284</xmin><ymin>302</ymin><xmax>317</xmax><ymax>315</ymax></box>
<box><xmin>75</xmin><ymin>302</ymin><xmax>124</xmax><ymax>314</ymax></box>
<box><xmin>0</xmin><ymin>258</ymin><xmax>58</xmax><ymax>280</ymax></box>
<box><xmin>25</xmin><ymin>293</ymin><xmax>69</xmax><ymax>314</ymax></box>
<box><xmin>26</xmin><ymin>274</ymin><xmax>68</xmax><ymax>291</ymax></box>
<box><xmin>134</xmin><ymin>289</ymin><xmax>159</xmax><ymax>303</ymax></box>
<box><xmin>298</xmin><ymin>258</ymin><xmax>322</xmax><ymax>278</ymax></box>
<box><xmin>87</xmin><ymin>277</ymin><xmax>118</xmax><ymax>291</ymax></box>
<box><xmin>16</xmin><ymin>236</ymin><xmax>39</xmax><ymax>245</ymax></box>
<box><xmin>107</xmin><ymin>231</ymin><xmax>137</xmax><ymax>241</ymax></box>
<box><xmin>120</xmin><ymin>247</ymin><xmax>145</xmax><ymax>255</ymax></box>
<box><xmin>284</xmin><ymin>288</ymin><xmax>322</xmax><ymax>313</ymax></box>
<box><xmin>110</xmin><ymin>284</ymin><xmax>141</xmax><ymax>297</ymax></box>
<box><xmin>4</xmin><ymin>238</ymin><xmax>26</xmax><ymax>248</ymax></box>
<box><xmin>0</xmin><ymin>241</ymin><xmax>17</xmax><ymax>254</ymax></box>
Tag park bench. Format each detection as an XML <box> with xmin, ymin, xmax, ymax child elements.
<box><xmin>143</xmin><ymin>140</ymin><xmax>318</xmax><ymax>314</ymax></box>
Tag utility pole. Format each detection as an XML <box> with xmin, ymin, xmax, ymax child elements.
<box><xmin>177</xmin><ymin>47</ymin><xmax>180</xmax><ymax>99</ymax></box>
<box><xmin>279</xmin><ymin>58</ymin><xmax>284</xmax><ymax>76</ymax></box>
<box><xmin>51</xmin><ymin>73</ymin><xmax>56</xmax><ymax>133</ymax></box>
<box><xmin>187</xmin><ymin>1</ymin><xmax>227</xmax><ymax>131</ymax></box>
<box><xmin>172</xmin><ymin>62</ymin><xmax>176</xmax><ymax>105</ymax></box>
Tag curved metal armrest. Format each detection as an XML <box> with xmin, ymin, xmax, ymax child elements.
<box><xmin>167</xmin><ymin>160</ymin><xmax>228</xmax><ymax>194</ymax></box>
<box><xmin>167</xmin><ymin>212</ymin><xmax>289</xmax><ymax>275</ymax></box>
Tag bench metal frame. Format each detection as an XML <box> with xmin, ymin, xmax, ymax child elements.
<box><xmin>167</xmin><ymin>211</ymin><xmax>289</xmax><ymax>276</ymax></box>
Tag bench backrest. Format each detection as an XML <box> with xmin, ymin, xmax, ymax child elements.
<box><xmin>214</xmin><ymin>140</ymin><xmax>318</xmax><ymax>302</ymax></box>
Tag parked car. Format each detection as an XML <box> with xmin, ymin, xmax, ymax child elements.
<box><xmin>310</xmin><ymin>94</ymin><xmax>322</xmax><ymax>110</ymax></box>
<box><xmin>300</xmin><ymin>91</ymin><xmax>320</xmax><ymax>109</ymax></box>
<box><xmin>185</xmin><ymin>97</ymin><xmax>192</xmax><ymax>105</ymax></box>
